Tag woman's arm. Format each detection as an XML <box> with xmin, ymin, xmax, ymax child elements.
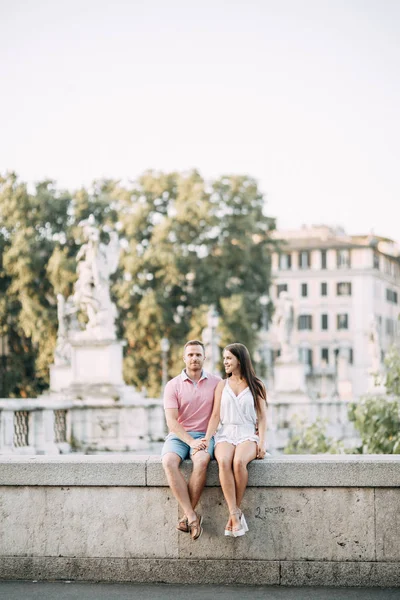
<box><xmin>256</xmin><ymin>394</ymin><xmax>268</xmax><ymax>459</ymax></box>
<box><xmin>202</xmin><ymin>380</ymin><xmax>224</xmax><ymax>444</ymax></box>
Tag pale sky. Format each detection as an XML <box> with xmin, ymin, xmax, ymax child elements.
<box><xmin>1</xmin><ymin>0</ymin><xmax>400</xmax><ymax>242</ymax></box>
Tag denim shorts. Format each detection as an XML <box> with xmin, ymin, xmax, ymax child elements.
<box><xmin>161</xmin><ymin>431</ymin><xmax>215</xmax><ymax>461</ymax></box>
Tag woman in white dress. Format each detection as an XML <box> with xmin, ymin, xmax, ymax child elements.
<box><xmin>203</xmin><ymin>343</ymin><xmax>267</xmax><ymax>537</ymax></box>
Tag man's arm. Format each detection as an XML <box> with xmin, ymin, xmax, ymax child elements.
<box><xmin>165</xmin><ymin>408</ymin><xmax>207</xmax><ymax>451</ymax></box>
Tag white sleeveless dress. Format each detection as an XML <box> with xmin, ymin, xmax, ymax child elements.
<box><xmin>214</xmin><ymin>380</ymin><xmax>259</xmax><ymax>446</ymax></box>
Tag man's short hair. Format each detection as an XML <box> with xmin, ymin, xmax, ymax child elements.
<box><xmin>184</xmin><ymin>340</ymin><xmax>205</xmax><ymax>353</ymax></box>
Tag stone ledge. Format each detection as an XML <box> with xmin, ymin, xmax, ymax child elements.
<box><xmin>0</xmin><ymin>455</ymin><xmax>399</xmax><ymax>487</ymax></box>
<box><xmin>280</xmin><ymin>561</ymin><xmax>400</xmax><ymax>587</ymax></box>
<box><xmin>0</xmin><ymin>557</ymin><xmax>279</xmax><ymax>585</ymax></box>
<box><xmin>0</xmin><ymin>455</ymin><xmax>147</xmax><ymax>486</ymax></box>
<box><xmin>0</xmin><ymin>558</ymin><xmax>398</xmax><ymax>587</ymax></box>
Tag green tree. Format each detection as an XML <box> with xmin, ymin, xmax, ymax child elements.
<box><xmin>115</xmin><ymin>171</ymin><xmax>277</xmax><ymax>394</ymax></box>
<box><xmin>348</xmin><ymin>396</ymin><xmax>400</xmax><ymax>454</ymax></box>
<box><xmin>384</xmin><ymin>344</ymin><xmax>400</xmax><ymax>396</ymax></box>
<box><xmin>347</xmin><ymin>345</ymin><xmax>400</xmax><ymax>454</ymax></box>
<box><xmin>284</xmin><ymin>417</ymin><xmax>344</xmax><ymax>454</ymax></box>
<box><xmin>0</xmin><ymin>174</ymin><xmax>71</xmax><ymax>396</ymax></box>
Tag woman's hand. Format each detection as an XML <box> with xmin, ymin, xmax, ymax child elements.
<box><xmin>191</xmin><ymin>438</ymin><xmax>207</xmax><ymax>454</ymax></box>
<box><xmin>191</xmin><ymin>437</ymin><xmax>209</xmax><ymax>455</ymax></box>
<box><xmin>256</xmin><ymin>443</ymin><xmax>266</xmax><ymax>459</ymax></box>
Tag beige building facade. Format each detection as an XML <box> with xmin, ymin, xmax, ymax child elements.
<box><xmin>267</xmin><ymin>225</ymin><xmax>400</xmax><ymax>397</ymax></box>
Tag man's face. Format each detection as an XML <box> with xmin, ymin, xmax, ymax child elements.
<box><xmin>183</xmin><ymin>344</ymin><xmax>205</xmax><ymax>372</ymax></box>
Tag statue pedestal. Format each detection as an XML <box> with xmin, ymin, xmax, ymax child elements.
<box><xmin>338</xmin><ymin>380</ymin><xmax>353</xmax><ymax>401</ymax></box>
<box><xmin>71</xmin><ymin>339</ymin><xmax>125</xmax><ymax>386</ymax></box>
<box><xmin>274</xmin><ymin>360</ymin><xmax>307</xmax><ymax>395</ymax></box>
<box><xmin>49</xmin><ymin>363</ymin><xmax>72</xmax><ymax>392</ymax></box>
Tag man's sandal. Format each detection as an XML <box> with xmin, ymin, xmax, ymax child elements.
<box><xmin>176</xmin><ymin>516</ymin><xmax>189</xmax><ymax>533</ymax></box>
<box><xmin>188</xmin><ymin>513</ymin><xmax>203</xmax><ymax>541</ymax></box>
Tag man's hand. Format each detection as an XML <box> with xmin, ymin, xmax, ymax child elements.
<box><xmin>191</xmin><ymin>438</ymin><xmax>208</xmax><ymax>455</ymax></box>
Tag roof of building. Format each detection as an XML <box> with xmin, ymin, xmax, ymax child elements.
<box><xmin>272</xmin><ymin>225</ymin><xmax>400</xmax><ymax>259</ymax></box>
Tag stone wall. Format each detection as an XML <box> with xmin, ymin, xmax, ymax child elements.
<box><xmin>0</xmin><ymin>455</ymin><xmax>399</xmax><ymax>587</ymax></box>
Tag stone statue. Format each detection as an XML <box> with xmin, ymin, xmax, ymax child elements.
<box><xmin>54</xmin><ymin>294</ymin><xmax>81</xmax><ymax>364</ymax></box>
<box><xmin>54</xmin><ymin>294</ymin><xmax>71</xmax><ymax>365</ymax></box>
<box><xmin>272</xmin><ymin>292</ymin><xmax>295</xmax><ymax>362</ymax></box>
<box><xmin>72</xmin><ymin>215</ymin><xmax>120</xmax><ymax>340</ymax></box>
<box><xmin>368</xmin><ymin>316</ymin><xmax>382</xmax><ymax>373</ymax></box>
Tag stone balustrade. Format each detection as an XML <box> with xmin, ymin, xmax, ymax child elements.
<box><xmin>0</xmin><ymin>398</ymin><xmax>71</xmax><ymax>455</ymax></box>
<box><xmin>0</xmin><ymin>455</ymin><xmax>399</xmax><ymax>587</ymax></box>
<box><xmin>267</xmin><ymin>398</ymin><xmax>358</xmax><ymax>451</ymax></box>
<box><xmin>0</xmin><ymin>397</ymin><xmax>165</xmax><ymax>455</ymax></box>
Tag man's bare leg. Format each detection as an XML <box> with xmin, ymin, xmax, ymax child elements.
<box><xmin>188</xmin><ymin>450</ymin><xmax>211</xmax><ymax>509</ymax></box>
<box><xmin>162</xmin><ymin>452</ymin><xmax>197</xmax><ymax>523</ymax></box>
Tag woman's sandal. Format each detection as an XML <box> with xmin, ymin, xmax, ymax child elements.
<box><xmin>224</xmin><ymin>516</ymin><xmax>233</xmax><ymax>537</ymax></box>
<box><xmin>188</xmin><ymin>512</ymin><xmax>203</xmax><ymax>541</ymax></box>
<box><xmin>230</xmin><ymin>509</ymin><xmax>247</xmax><ymax>538</ymax></box>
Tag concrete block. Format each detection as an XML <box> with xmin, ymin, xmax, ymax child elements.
<box><xmin>0</xmin><ymin>557</ymin><xmax>280</xmax><ymax>584</ymax></box>
<box><xmin>0</xmin><ymin>487</ymin><xmax>178</xmax><ymax>559</ymax></box>
<box><xmin>0</xmin><ymin>455</ymin><xmax>147</xmax><ymax>486</ymax></box>
<box><xmin>376</xmin><ymin>488</ymin><xmax>400</xmax><ymax>561</ymax></box>
<box><xmin>281</xmin><ymin>561</ymin><xmax>400</xmax><ymax>587</ymax></box>
<box><xmin>251</xmin><ymin>455</ymin><xmax>400</xmax><ymax>487</ymax></box>
<box><xmin>177</xmin><ymin>487</ymin><xmax>375</xmax><ymax>561</ymax></box>
<box><xmin>146</xmin><ymin>455</ymin><xmax>400</xmax><ymax>488</ymax></box>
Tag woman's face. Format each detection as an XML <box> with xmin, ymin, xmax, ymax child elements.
<box><xmin>223</xmin><ymin>350</ymin><xmax>240</xmax><ymax>375</ymax></box>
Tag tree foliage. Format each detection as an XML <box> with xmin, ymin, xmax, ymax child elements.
<box><xmin>347</xmin><ymin>345</ymin><xmax>400</xmax><ymax>454</ymax></box>
<box><xmin>0</xmin><ymin>170</ymin><xmax>276</xmax><ymax>397</ymax></box>
<box><xmin>284</xmin><ymin>417</ymin><xmax>344</xmax><ymax>455</ymax></box>
<box><xmin>347</xmin><ymin>395</ymin><xmax>400</xmax><ymax>454</ymax></box>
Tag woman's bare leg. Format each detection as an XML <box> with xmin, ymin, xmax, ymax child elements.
<box><xmin>233</xmin><ymin>441</ymin><xmax>257</xmax><ymax>508</ymax></box>
<box><xmin>215</xmin><ymin>442</ymin><xmax>236</xmax><ymax>530</ymax></box>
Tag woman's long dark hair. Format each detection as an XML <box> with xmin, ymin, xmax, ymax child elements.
<box><xmin>224</xmin><ymin>343</ymin><xmax>267</xmax><ymax>411</ymax></box>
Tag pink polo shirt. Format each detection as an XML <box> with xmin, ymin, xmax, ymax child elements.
<box><xmin>163</xmin><ymin>370</ymin><xmax>221</xmax><ymax>432</ymax></box>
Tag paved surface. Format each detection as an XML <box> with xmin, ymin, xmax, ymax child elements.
<box><xmin>0</xmin><ymin>582</ymin><xmax>398</xmax><ymax>600</ymax></box>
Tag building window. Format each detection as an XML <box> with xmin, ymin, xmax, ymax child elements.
<box><xmin>373</xmin><ymin>251</ymin><xmax>380</xmax><ymax>270</ymax></box>
<box><xmin>301</xmin><ymin>283</ymin><xmax>308</xmax><ymax>297</ymax></box>
<box><xmin>321</xmin><ymin>282</ymin><xmax>328</xmax><ymax>296</ymax></box>
<box><xmin>321</xmin><ymin>250</ymin><xmax>327</xmax><ymax>269</ymax></box>
<box><xmin>337</xmin><ymin>282</ymin><xmax>352</xmax><ymax>296</ymax></box>
<box><xmin>277</xmin><ymin>283</ymin><xmax>288</xmax><ymax>297</ymax></box>
<box><xmin>321</xmin><ymin>348</ymin><xmax>329</xmax><ymax>364</ymax></box>
<box><xmin>386</xmin><ymin>318</ymin><xmax>395</xmax><ymax>336</ymax></box>
<box><xmin>349</xmin><ymin>348</ymin><xmax>353</xmax><ymax>364</ymax></box>
<box><xmin>386</xmin><ymin>289</ymin><xmax>398</xmax><ymax>304</ymax></box>
<box><xmin>298</xmin><ymin>251</ymin><xmax>310</xmax><ymax>269</ymax></box>
<box><xmin>298</xmin><ymin>315</ymin><xmax>313</xmax><ymax>330</ymax></box>
<box><xmin>337</xmin><ymin>314</ymin><xmax>349</xmax><ymax>330</ymax></box>
<box><xmin>299</xmin><ymin>347</ymin><xmax>313</xmax><ymax>368</ymax></box>
<box><xmin>321</xmin><ymin>314</ymin><xmax>328</xmax><ymax>330</ymax></box>
<box><xmin>337</xmin><ymin>249</ymin><xmax>351</xmax><ymax>269</ymax></box>
<box><xmin>384</xmin><ymin>258</ymin><xmax>393</xmax><ymax>276</ymax></box>
<box><xmin>279</xmin><ymin>253</ymin><xmax>292</xmax><ymax>270</ymax></box>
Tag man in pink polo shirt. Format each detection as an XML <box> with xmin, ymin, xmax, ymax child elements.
<box><xmin>162</xmin><ymin>339</ymin><xmax>221</xmax><ymax>541</ymax></box>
